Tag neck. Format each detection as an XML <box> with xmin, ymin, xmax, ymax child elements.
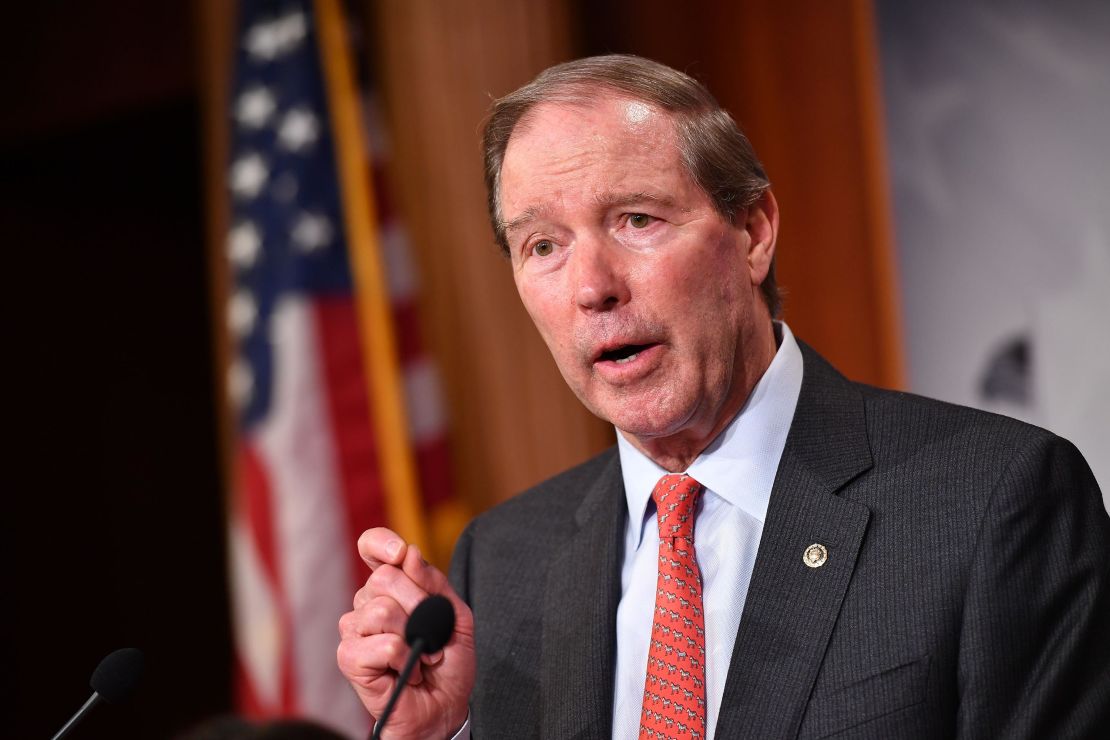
<box><xmin>621</xmin><ymin>320</ymin><xmax>778</xmax><ymax>472</ymax></box>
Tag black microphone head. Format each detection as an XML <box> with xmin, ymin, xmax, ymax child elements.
<box><xmin>90</xmin><ymin>647</ymin><xmax>144</xmax><ymax>704</ymax></box>
<box><xmin>405</xmin><ymin>595</ymin><xmax>455</xmax><ymax>654</ymax></box>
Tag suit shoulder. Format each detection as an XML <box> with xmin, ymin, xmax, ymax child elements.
<box><xmin>846</xmin><ymin>382</ymin><xmax>1108</xmax><ymax>519</ymax></box>
<box><xmin>797</xmin><ymin>339</ymin><xmax>1058</xmax><ymax>466</ymax></box>
<box><xmin>854</xmin><ymin>382</ymin><xmax>1057</xmax><ymax>459</ymax></box>
<box><xmin>466</xmin><ymin>446</ymin><xmax>619</xmax><ymax>537</ymax></box>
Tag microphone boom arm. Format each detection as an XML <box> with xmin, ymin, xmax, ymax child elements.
<box><xmin>370</xmin><ymin>636</ymin><xmax>426</xmax><ymax>740</ymax></box>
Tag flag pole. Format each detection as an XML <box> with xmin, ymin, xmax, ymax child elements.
<box><xmin>313</xmin><ymin>0</ymin><xmax>430</xmax><ymax>554</ymax></box>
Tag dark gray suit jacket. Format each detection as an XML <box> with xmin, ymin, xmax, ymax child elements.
<box><xmin>449</xmin><ymin>343</ymin><xmax>1110</xmax><ymax>738</ymax></box>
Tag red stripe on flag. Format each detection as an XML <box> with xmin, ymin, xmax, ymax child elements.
<box><xmin>232</xmin><ymin>648</ymin><xmax>299</xmax><ymax>718</ymax></box>
<box><xmin>371</xmin><ymin>166</ymin><xmax>396</xmax><ymax>223</ymax></box>
<box><xmin>279</xmin><ymin>626</ymin><xmax>298</xmax><ymax>716</ymax></box>
<box><xmin>235</xmin><ymin>441</ymin><xmax>299</xmax><ymax>716</ymax></box>
<box><xmin>234</xmin><ymin>653</ymin><xmax>265</xmax><ymax>718</ymax></box>
<box><xmin>415</xmin><ymin>436</ymin><xmax>453</xmax><ymax>508</ymax></box>
<box><xmin>312</xmin><ymin>296</ymin><xmax>388</xmax><ymax>589</ymax></box>
<box><xmin>391</xmin><ymin>299</ymin><xmax>425</xmax><ymax>366</ymax></box>
<box><xmin>239</xmin><ymin>442</ymin><xmax>281</xmax><ymax>586</ymax></box>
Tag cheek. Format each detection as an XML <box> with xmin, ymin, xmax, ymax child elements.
<box><xmin>701</xmin><ymin>234</ymin><xmax>749</xmax><ymax>305</ymax></box>
<box><xmin>653</xmin><ymin>242</ymin><xmax>744</xmax><ymax>313</ymax></box>
<box><xmin>669</xmin><ymin>244</ymin><xmax>749</xmax><ymax>357</ymax></box>
<box><xmin>515</xmin><ymin>269</ymin><xmax>553</xmax><ymax>318</ymax></box>
<box><xmin>517</xmin><ymin>279</ymin><xmax>575</xmax><ymax>356</ymax></box>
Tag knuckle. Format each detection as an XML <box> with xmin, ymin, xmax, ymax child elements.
<box><xmin>369</xmin><ymin>602</ymin><xmax>390</xmax><ymax>625</ymax></box>
<box><xmin>369</xmin><ymin>564</ymin><xmax>400</xmax><ymax>589</ymax></box>
<box><xmin>338</xmin><ymin>611</ymin><xmax>351</xmax><ymax>633</ymax></box>
<box><xmin>336</xmin><ymin>640</ymin><xmax>354</xmax><ymax>673</ymax></box>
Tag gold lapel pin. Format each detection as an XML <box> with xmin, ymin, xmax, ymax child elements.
<box><xmin>803</xmin><ymin>543</ymin><xmax>828</xmax><ymax>568</ymax></box>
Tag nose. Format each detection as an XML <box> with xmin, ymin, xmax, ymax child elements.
<box><xmin>573</xmin><ymin>235</ymin><xmax>630</xmax><ymax>312</ymax></box>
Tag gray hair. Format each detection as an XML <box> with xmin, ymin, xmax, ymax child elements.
<box><xmin>481</xmin><ymin>54</ymin><xmax>780</xmax><ymax>317</ymax></box>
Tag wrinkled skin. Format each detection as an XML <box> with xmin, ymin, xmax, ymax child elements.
<box><xmin>501</xmin><ymin>96</ymin><xmax>778</xmax><ymax>471</ymax></box>
<box><xmin>336</xmin><ymin>529</ymin><xmax>475</xmax><ymax>740</ymax></box>
<box><xmin>337</xmin><ymin>94</ymin><xmax>779</xmax><ymax>738</ymax></box>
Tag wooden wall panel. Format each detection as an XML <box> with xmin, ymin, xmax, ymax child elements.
<box><xmin>585</xmin><ymin>0</ymin><xmax>905</xmax><ymax>388</ymax></box>
<box><xmin>371</xmin><ymin>0</ymin><xmax>614</xmax><ymax>511</ymax></box>
<box><xmin>195</xmin><ymin>0</ymin><xmax>236</xmax><ymax>500</ymax></box>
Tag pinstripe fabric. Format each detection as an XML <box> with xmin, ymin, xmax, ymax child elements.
<box><xmin>450</xmin><ymin>342</ymin><xmax>1110</xmax><ymax>739</ymax></box>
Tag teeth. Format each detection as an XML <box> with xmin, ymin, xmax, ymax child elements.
<box><xmin>614</xmin><ymin>352</ymin><xmax>639</xmax><ymax>364</ymax></box>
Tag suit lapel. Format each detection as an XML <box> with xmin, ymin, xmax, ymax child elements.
<box><xmin>715</xmin><ymin>344</ymin><xmax>873</xmax><ymax>737</ymax></box>
<box><xmin>540</xmin><ymin>451</ymin><xmax>626</xmax><ymax>740</ymax></box>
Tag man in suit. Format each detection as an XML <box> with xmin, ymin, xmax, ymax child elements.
<box><xmin>337</xmin><ymin>55</ymin><xmax>1110</xmax><ymax>739</ymax></box>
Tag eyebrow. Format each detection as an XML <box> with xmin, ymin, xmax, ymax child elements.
<box><xmin>499</xmin><ymin>191</ymin><xmax>685</xmax><ymax>237</ymax></box>
<box><xmin>499</xmin><ymin>206</ymin><xmax>543</xmax><ymax>237</ymax></box>
<box><xmin>593</xmin><ymin>191</ymin><xmax>682</xmax><ymax>211</ymax></box>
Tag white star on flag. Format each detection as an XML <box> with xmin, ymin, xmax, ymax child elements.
<box><xmin>228</xmin><ymin>221</ymin><xmax>262</xmax><ymax>268</ymax></box>
<box><xmin>244</xmin><ymin>11</ymin><xmax>307</xmax><ymax>61</ymax></box>
<box><xmin>236</xmin><ymin>87</ymin><xmax>277</xmax><ymax>129</ymax></box>
<box><xmin>278</xmin><ymin>107</ymin><xmax>320</xmax><ymax>152</ymax></box>
<box><xmin>229</xmin><ymin>290</ymin><xmax>259</xmax><ymax>338</ymax></box>
<box><xmin>291</xmin><ymin>212</ymin><xmax>334</xmax><ymax>252</ymax></box>
<box><xmin>230</xmin><ymin>153</ymin><xmax>270</xmax><ymax>199</ymax></box>
<box><xmin>228</xmin><ymin>357</ymin><xmax>254</xmax><ymax>408</ymax></box>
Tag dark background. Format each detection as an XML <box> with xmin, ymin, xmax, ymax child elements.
<box><xmin>2</xmin><ymin>2</ymin><xmax>230</xmax><ymax>737</ymax></box>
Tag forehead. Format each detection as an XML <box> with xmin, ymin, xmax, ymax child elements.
<box><xmin>499</xmin><ymin>97</ymin><xmax>687</xmax><ymax>215</ymax></box>
<box><xmin>507</xmin><ymin>96</ymin><xmax>677</xmax><ymax>165</ymax></box>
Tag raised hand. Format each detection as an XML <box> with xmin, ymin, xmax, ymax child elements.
<box><xmin>338</xmin><ymin>528</ymin><xmax>475</xmax><ymax>740</ymax></box>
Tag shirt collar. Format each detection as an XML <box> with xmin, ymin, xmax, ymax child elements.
<box><xmin>617</xmin><ymin>321</ymin><xmax>804</xmax><ymax>547</ymax></box>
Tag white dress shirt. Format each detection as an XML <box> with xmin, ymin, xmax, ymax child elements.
<box><xmin>611</xmin><ymin>322</ymin><xmax>803</xmax><ymax>739</ymax></box>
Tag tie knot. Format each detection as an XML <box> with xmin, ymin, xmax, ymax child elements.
<box><xmin>651</xmin><ymin>474</ymin><xmax>701</xmax><ymax>542</ymax></box>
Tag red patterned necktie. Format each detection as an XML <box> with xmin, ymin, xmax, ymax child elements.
<box><xmin>640</xmin><ymin>474</ymin><xmax>706</xmax><ymax>740</ymax></box>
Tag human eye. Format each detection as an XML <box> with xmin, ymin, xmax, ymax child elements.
<box><xmin>627</xmin><ymin>213</ymin><xmax>653</xmax><ymax>229</ymax></box>
<box><xmin>532</xmin><ymin>239</ymin><xmax>555</xmax><ymax>257</ymax></box>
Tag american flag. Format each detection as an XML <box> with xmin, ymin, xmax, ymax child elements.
<box><xmin>223</xmin><ymin>0</ymin><xmax>455</xmax><ymax>735</ymax></box>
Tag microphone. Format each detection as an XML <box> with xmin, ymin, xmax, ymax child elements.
<box><xmin>51</xmin><ymin>647</ymin><xmax>144</xmax><ymax>740</ymax></box>
<box><xmin>371</xmin><ymin>595</ymin><xmax>455</xmax><ymax>740</ymax></box>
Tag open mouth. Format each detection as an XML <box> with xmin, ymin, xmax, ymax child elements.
<box><xmin>598</xmin><ymin>343</ymin><xmax>655</xmax><ymax>365</ymax></box>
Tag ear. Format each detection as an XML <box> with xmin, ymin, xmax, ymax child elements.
<box><xmin>745</xmin><ymin>189</ymin><xmax>779</xmax><ymax>287</ymax></box>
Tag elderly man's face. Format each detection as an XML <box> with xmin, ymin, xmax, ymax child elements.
<box><xmin>499</xmin><ymin>97</ymin><xmax>776</xmax><ymax>455</ymax></box>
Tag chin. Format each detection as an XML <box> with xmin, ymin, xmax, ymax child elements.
<box><xmin>594</xmin><ymin>399</ymin><xmax>696</xmax><ymax>440</ymax></box>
